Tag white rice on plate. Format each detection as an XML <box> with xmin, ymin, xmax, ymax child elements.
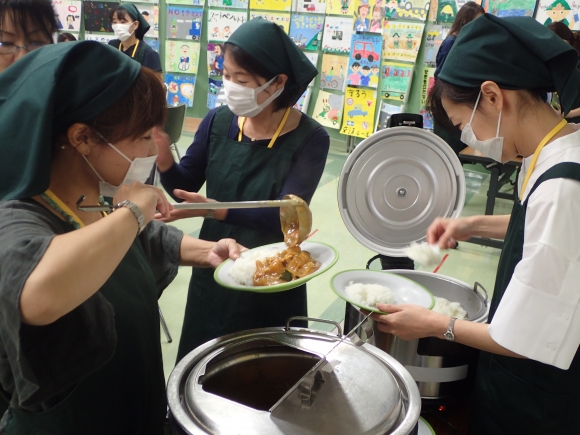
<box><xmin>344</xmin><ymin>281</ymin><xmax>395</xmax><ymax>308</ymax></box>
<box><xmin>432</xmin><ymin>297</ymin><xmax>467</xmax><ymax>319</ymax></box>
<box><xmin>227</xmin><ymin>247</ymin><xmax>283</xmax><ymax>286</ymax></box>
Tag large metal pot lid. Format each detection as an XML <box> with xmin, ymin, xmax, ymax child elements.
<box><xmin>338</xmin><ymin>127</ymin><xmax>466</xmax><ymax>256</ymax></box>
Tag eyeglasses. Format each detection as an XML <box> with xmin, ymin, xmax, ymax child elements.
<box><xmin>0</xmin><ymin>41</ymin><xmax>49</xmax><ymax>55</ymax></box>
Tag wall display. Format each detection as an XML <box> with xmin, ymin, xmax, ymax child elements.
<box><xmin>165</xmin><ymin>40</ymin><xmax>200</xmax><ymax>73</ymax></box>
<box><xmin>325</xmin><ymin>0</ymin><xmax>354</xmax><ymax>15</ymax></box>
<box><xmin>166</xmin><ymin>74</ymin><xmax>196</xmax><ymax>107</ymax></box>
<box><xmin>346</xmin><ymin>33</ymin><xmax>382</xmax><ymax>88</ymax></box>
<box><xmin>375</xmin><ymin>101</ymin><xmax>404</xmax><ymax>131</ymax></box>
<box><xmin>423</xmin><ymin>24</ymin><xmax>451</xmax><ymax>68</ymax></box>
<box><xmin>249</xmin><ymin>11</ymin><xmax>291</xmax><ymax>33</ymax></box>
<box><xmin>340</xmin><ymin>86</ymin><xmax>377</xmax><ymax>138</ymax></box>
<box><xmin>381</xmin><ymin>61</ymin><xmax>413</xmax><ymax>101</ymax></box>
<box><xmin>313</xmin><ymin>90</ymin><xmax>344</xmax><ymax>129</ymax></box>
<box><xmin>382</xmin><ymin>21</ymin><xmax>424</xmax><ymax>62</ymax></box>
<box><xmin>84</xmin><ymin>33</ymin><xmax>116</xmax><ymax>42</ymax></box>
<box><xmin>436</xmin><ymin>0</ymin><xmax>458</xmax><ymax>22</ymax></box>
<box><xmin>84</xmin><ymin>1</ymin><xmax>119</xmax><ymax>32</ymax></box>
<box><xmin>322</xmin><ymin>16</ymin><xmax>354</xmax><ymax>54</ymax></box>
<box><xmin>249</xmin><ymin>0</ymin><xmax>291</xmax><ymax>11</ymax></box>
<box><xmin>134</xmin><ymin>4</ymin><xmax>158</xmax><ymax>38</ymax></box>
<box><xmin>536</xmin><ymin>0</ymin><xmax>579</xmax><ymax>28</ymax></box>
<box><xmin>207</xmin><ymin>42</ymin><xmax>225</xmax><ymax>76</ymax></box>
<box><xmin>488</xmin><ymin>0</ymin><xmax>537</xmax><ymax>16</ymax></box>
<box><xmin>420</xmin><ymin>66</ymin><xmax>436</xmax><ymax>108</ymax></box>
<box><xmin>144</xmin><ymin>37</ymin><xmax>159</xmax><ymax>52</ymax></box>
<box><xmin>293</xmin><ymin>87</ymin><xmax>313</xmax><ymax>112</ymax></box>
<box><xmin>293</xmin><ymin>0</ymin><xmax>327</xmax><ymax>14</ymax></box>
<box><xmin>209</xmin><ymin>0</ymin><xmax>249</xmax><ymax>8</ymax></box>
<box><xmin>167</xmin><ymin>0</ymin><xmax>204</xmax><ymax>4</ymax></box>
<box><xmin>208</xmin><ymin>78</ymin><xmax>224</xmax><ymax>109</ymax></box>
<box><xmin>289</xmin><ymin>14</ymin><xmax>325</xmax><ymax>50</ymax></box>
<box><xmin>420</xmin><ymin>108</ymin><xmax>433</xmax><ymax>129</ymax></box>
<box><xmin>382</xmin><ymin>0</ymin><xmax>430</xmax><ymax>21</ymax></box>
<box><xmin>166</xmin><ymin>6</ymin><xmax>203</xmax><ymax>40</ymax></box>
<box><xmin>353</xmin><ymin>0</ymin><xmax>371</xmax><ymax>32</ymax></box>
<box><xmin>53</xmin><ymin>1</ymin><xmax>82</xmax><ymax>32</ymax></box>
<box><xmin>207</xmin><ymin>9</ymin><xmax>247</xmax><ymax>42</ymax></box>
<box><xmin>429</xmin><ymin>0</ymin><xmax>439</xmax><ymax>20</ymax></box>
<box><xmin>320</xmin><ymin>53</ymin><xmax>348</xmax><ymax>90</ymax></box>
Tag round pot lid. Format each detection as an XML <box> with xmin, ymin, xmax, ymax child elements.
<box><xmin>338</xmin><ymin>127</ymin><xmax>466</xmax><ymax>257</ymax></box>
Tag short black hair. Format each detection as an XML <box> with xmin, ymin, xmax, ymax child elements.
<box><xmin>352</xmin><ymin>62</ymin><xmax>361</xmax><ymax>67</ymax></box>
<box><xmin>362</xmin><ymin>65</ymin><xmax>370</xmax><ymax>70</ymax></box>
<box><xmin>57</xmin><ymin>32</ymin><xmax>77</xmax><ymax>42</ymax></box>
<box><xmin>223</xmin><ymin>42</ymin><xmax>303</xmax><ymax>112</ymax></box>
<box><xmin>0</xmin><ymin>0</ymin><xmax>58</xmax><ymax>43</ymax></box>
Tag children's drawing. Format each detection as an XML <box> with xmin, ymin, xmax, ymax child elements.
<box><xmin>207</xmin><ymin>43</ymin><xmax>225</xmax><ymax>76</ymax></box>
<box><xmin>322</xmin><ymin>16</ymin><xmax>354</xmax><ymax>54</ymax></box>
<box><xmin>313</xmin><ymin>90</ymin><xmax>344</xmax><ymax>129</ymax></box>
<box><xmin>320</xmin><ymin>54</ymin><xmax>348</xmax><ymax>90</ymax></box>
<box><xmin>488</xmin><ymin>0</ymin><xmax>537</xmax><ymax>17</ymax></box>
<box><xmin>420</xmin><ymin>66</ymin><xmax>436</xmax><ymax>108</ymax></box>
<box><xmin>207</xmin><ymin>10</ymin><xmax>247</xmax><ymax>42</ymax></box>
<box><xmin>436</xmin><ymin>0</ymin><xmax>458</xmax><ymax>22</ymax></box>
<box><xmin>536</xmin><ymin>0</ymin><xmax>579</xmax><ymax>29</ymax></box>
<box><xmin>289</xmin><ymin>14</ymin><xmax>325</xmax><ymax>50</ymax></box>
<box><xmin>346</xmin><ymin>33</ymin><xmax>382</xmax><ymax>88</ymax></box>
<box><xmin>326</xmin><ymin>0</ymin><xmax>355</xmax><ymax>15</ymax></box>
<box><xmin>84</xmin><ymin>1</ymin><xmax>119</xmax><ymax>32</ymax></box>
<box><xmin>375</xmin><ymin>101</ymin><xmax>404</xmax><ymax>131</ymax></box>
<box><xmin>423</xmin><ymin>24</ymin><xmax>451</xmax><ymax>68</ymax></box>
<box><xmin>381</xmin><ymin>0</ymin><xmax>430</xmax><ymax>21</ymax></box>
<box><xmin>167</xmin><ymin>0</ymin><xmax>204</xmax><ymax>4</ymax></box>
<box><xmin>166</xmin><ymin>74</ymin><xmax>196</xmax><ymax>107</ymax></box>
<box><xmin>340</xmin><ymin>86</ymin><xmax>377</xmax><ymax>138</ymax></box>
<box><xmin>420</xmin><ymin>109</ymin><xmax>433</xmax><ymax>129</ymax></box>
<box><xmin>250</xmin><ymin>0</ymin><xmax>292</xmax><ymax>12</ymax></box>
<box><xmin>250</xmin><ymin>11</ymin><xmax>291</xmax><ymax>33</ymax></box>
<box><xmin>144</xmin><ymin>38</ymin><xmax>159</xmax><ymax>52</ymax></box>
<box><xmin>53</xmin><ymin>1</ymin><xmax>82</xmax><ymax>32</ymax></box>
<box><xmin>381</xmin><ymin>62</ymin><xmax>413</xmax><ymax>101</ymax></box>
<box><xmin>135</xmin><ymin>4</ymin><xmax>158</xmax><ymax>38</ymax></box>
<box><xmin>84</xmin><ymin>33</ymin><xmax>116</xmax><ymax>43</ymax></box>
<box><xmin>353</xmin><ymin>0</ymin><xmax>371</xmax><ymax>31</ymax></box>
<box><xmin>165</xmin><ymin>40</ymin><xmax>200</xmax><ymax>74</ymax></box>
<box><xmin>166</xmin><ymin>6</ymin><xmax>203</xmax><ymax>40</ymax></box>
<box><xmin>209</xmin><ymin>0</ymin><xmax>249</xmax><ymax>8</ymax></box>
<box><xmin>382</xmin><ymin>21</ymin><xmax>424</xmax><ymax>62</ymax></box>
<box><xmin>208</xmin><ymin>78</ymin><xmax>224</xmax><ymax>109</ymax></box>
<box><xmin>294</xmin><ymin>0</ymin><xmax>327</xmax><ymax>14</ymax></box>
<box><xmin>293</xmin><ymin>88</ymin><xmax>313</xmax><ymax>112</ymax></box>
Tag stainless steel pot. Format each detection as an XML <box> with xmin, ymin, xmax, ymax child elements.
<box><xmin>168</xmin><ymin>318</ymin><xmax>421</xmax><ymax>435</ymax></box>
<box><xmin>346</xmin><ymin>270</ymin><xmax>489</xmax><ymax>402</ymax></box>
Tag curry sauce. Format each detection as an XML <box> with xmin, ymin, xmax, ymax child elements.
<box><xmin>253</xmin><ymin>246</ymin><xmax>321</xmax><ymax>286</ymax></box>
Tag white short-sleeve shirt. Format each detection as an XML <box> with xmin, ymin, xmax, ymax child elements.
<box><xmin>488</xmin><ymin>127</ymin><xmax>580</xmax><ymax>370</ymax></box>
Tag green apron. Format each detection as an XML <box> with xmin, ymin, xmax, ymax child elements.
<box><xmin>468</xmin><ymin>162</ymin><xmax>580</xmax><ymax>435</ymax></box>
<box><xmin>5</xmin><ymin>240</ymin><xmax>166</xmax><ymax>435</ymax></box>
<box><xmin>176</xmin><ymin>107</ymin><xmax>317</xmax><ymax>361</ymax></box>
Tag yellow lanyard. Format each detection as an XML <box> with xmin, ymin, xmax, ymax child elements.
<box><xmin>237</xmin><ymin>107</ymin><xmax>291</xmax><ymax>149</ymax></box>
<box><xmin>519</xmin><ymin>118</ymin><xmax>568</xmax><ymax>201</ymax></box>
<box><xmin>43</xmin><ymin>189</ymin><xmax>85</xmax><ymax>228</ymax></box>
<box><xmin>118</xmin><ymin>40</ymin><xmax>139</xmax><ymax>58</ymax></box>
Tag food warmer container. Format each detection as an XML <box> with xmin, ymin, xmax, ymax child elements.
<box><xmin>167</xmin><ymin>317</ymin><xmax>421</xmax><ymax>435</ymax></box>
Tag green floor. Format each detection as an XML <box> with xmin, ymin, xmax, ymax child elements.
<box><xmin>158</xmin><ymin>134</ymin><xmax>516</xmax><ymax>381</ymax></box>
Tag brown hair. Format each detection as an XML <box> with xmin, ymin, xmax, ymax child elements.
<box><xmin>448</xmin><ymin>2</ymin><xmax>484</xmax><ymax>36</ymax></box>
<box><xmin>548</xmin><ymin>21</ymin><xmax>580</xmax><ymax>55</ymax></box>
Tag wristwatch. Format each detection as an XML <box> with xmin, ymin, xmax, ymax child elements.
<box><xmin>444</xmin><ymin>317</ymin><xmax>457</xmax><ymax>342</ymax></box>
<box><xmin>116</xmin><ymin>200</ymin><xmax>145</xmax><ymax>235</ymax></box>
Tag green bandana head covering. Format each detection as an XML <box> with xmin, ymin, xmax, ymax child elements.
<box><xmin>0</xmin><ymin>41</ymin><xmax>141</xmax><ymax>201</ymax></box>
<box><xmin>117</xmin><ymin>4</ymin><xmax>150</xmax><ymax>40</ymax></box>
<box><xmin>226</xmin><ymin>18</ymin><xmax>318</xmax><ymax>100</ymax></box>
<box><xmin>439</xmin><ymin>14</ymin><xmax>580</xmax><ymax>114</ymax></box>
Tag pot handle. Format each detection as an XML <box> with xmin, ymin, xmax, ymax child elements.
<box><xmin>474</xmin><ymin>281</ymin><xmax>489</xmax><ymax>307</ymax></box>
<box><xmin>285</xmin><ymin>316</ymin><xmax>342</xmax><ymax>337</ymax></box>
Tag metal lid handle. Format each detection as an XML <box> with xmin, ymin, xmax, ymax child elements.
<box><xmin>285</xmin><ymin>316</ymin><xmax>343</xmax><ymax>337</ymax></box>
<box><xmin>474</xmin><ymin>281</ymin><xmax>489</xmax><ymax>307</ymax></box>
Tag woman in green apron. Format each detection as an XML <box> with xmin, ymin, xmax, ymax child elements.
<box><xmin>372</xmin><ymin>15</ymin><xmax>580</xmax><ymax>434</ymax></box>
<box><xmin>0</xmin><ymin>41</ymin><xmax>241</xmax><ymax>434</ymax></box>
<box><xmin>156</xmin><ymin>18</ymin><xmax>330</xmax><ymax>362</ymax></box>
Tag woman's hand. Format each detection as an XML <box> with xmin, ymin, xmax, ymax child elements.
<box><xmin>206</xmin><ymin>238</ymin><xmax>246</xmax><ymax>269</ymax></box>
<box><xmin>426</xmin><ymin>217</ymin><xmax>474</xmax><ymax>249</ymax></box>
<box><xmin>370</xmin><ymin>304</ymin><xmax>448</xmax><ymax>340</ymax></box>
<box><xmin>154</xmin><ymin>189</ymin><xmax>218</xmax><ymax>223</ymax></box>
<box><xmin>153</xmin><ymin>127</ymin><xmax>176</xmax><ymax>173</ymax></box>
<box><xmin>113</xmin><ymin>182</ymin><xmax>172</xmax><ymax>223</ymax></box>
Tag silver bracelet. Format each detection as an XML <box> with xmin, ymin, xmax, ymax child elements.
<box><xmin>115</xmin><ymin>200</ymin><xmax>146</xmax><ymax>235</ymax></box>
<box><xmin>203</xmin><ymin>208</ymin><xmax>216</xmax><ymax>219</ymax></box>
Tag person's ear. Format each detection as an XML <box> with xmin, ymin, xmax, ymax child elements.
<box><xmin>276</xmin><ymin>74</ymin><xmax>289</xmax><ymax>89</ymax></box>
<box><xmin>480</xmin><ymin>80</ymin><xmax>503</xmax><ymax>114</ymax></box>
<box><xmin>67</xmin><ymin>124</ymin><xmax>100</xmax><ymax>156</ymax></box>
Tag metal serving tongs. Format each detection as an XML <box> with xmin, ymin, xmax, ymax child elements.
<box><xmin>269</xmin><ymin>313</ymin><xmax>374</xmax><ymax>412</ymax></box>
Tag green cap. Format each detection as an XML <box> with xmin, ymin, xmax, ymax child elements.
<box><xmin>226</xmin><ymin>18</ymin><xmax>318</xmax><ymax>102</ymax></box>
<box><xmin>439</xmin><ymin>14</ymin><xmax>580</xmax><ymax>114</ymax></box>
<box><xmin>0</xmin><ymin>41</ymin><xmax>141</xmax><ymax>201</ymax></box>
<box><xmin>118</xmin><ymin>4</ymin><xmax>150</xmax><ymax>40</ymax></box>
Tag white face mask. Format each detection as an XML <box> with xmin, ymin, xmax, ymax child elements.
<box><xmin>112</xmin><ymin>22</ymin><xmax>136</xmax><ymax>42</ymax></box>
<box><xmin>460</xmin><ymin>91</ymin><xmax>504</xmax><ymax>162</ymax></box>
<box><xmin>223</xmin><ymin>76</ymin><xmax>284</xmax><ymax>117</ymax></box>
<box><xmin>83</xmin><ymin>134</ymin><xmax>157</xmax><ymax>198</ymax></box>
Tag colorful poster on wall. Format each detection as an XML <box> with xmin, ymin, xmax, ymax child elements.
<box><xmin>84</xmin><ymin>1</ymin><xmax>119</xmax><ymax>32</ymax></box>
<box><xmin>166</xmin><ymin>74</ymin><xmax>196</xmax><ymax>107</ymax></box>
<box><xmin>340</xmin><ymin>86</ymin><xmax>377</xmax><ymax>138</ymax></box>
<box><xmin>165</xmin><ymin>40</ymin><xmax>200</xmax><ymax>74</ymax></box>
<box><xmin>536</xmin><ymin>0</ymin><xmax>579</xmax><ymax>29</ymax></box>
<box><xmin>346</xmin><ymin>33</ymin><xmax>382</xmax><ymax>88</ymax></box>
<box><xmin>289</xmin><ymin>14</ymin><xmax>324</xmax><ymax>50</ymax></box>
<box><xmin>313</xmin><ymin>90</ymin><xmax>344</xmax><ymax>129</ymax></box>
<box><xmin>144</xmin><ymin>38</ymin><xmax>159</xmax><ymax>52</ymax></box>
<box><xmin>420</xmin><ymin>109</ymin><xmax>434</xmax><ymax>129</ymax></box>
<box><xmin>209</xmin><ymin>0</ymin><xmax>249</xmax><ymax>8</ymax></box>
<box><xmin>436</xmin><ymin>0</ymin><xmax>458</xmax><ymax>22</ymax></box>
<box><xmin>84</xmin><ymin>33</ymin><xmax>115</xmax><ymax>42</ymax></box>
<box><xmin>250</xmin><ymin>0</ymin><xmax>291</xmax><ymax>11</ymax></box>
<box><xmin>53</xmin><ymin>1</ymin><xmax>82</xmax><ymax>32</ymax></box>
<box><xmin>381</xmin><ymin>62</ymin><xmax>413</xmax><ymax>101</ymax></box>
<box><xmin>249</xmin><ymin>11</ymin><xmax>291</xmax><ymax>33</ymax></box>
<box><xmin>488</xmin><ymin>0</ymin><xmax>537</xmax><ymax>16</ymax></box>
<box><xmin>320</xmin><ymin>54</ymin><xmax>348</xmax><ymax>90</ymax></box>
<box><xmin>208</xmin><ymin>78</ymin><xmax>224</xmax><ymax>109</ymax></box>
<box><xmin>423</xmin><ymin>24</ymin><xmax>451</xmax><ymax>68</ymax></box>
<box><xmin>207</xmin><ymin>43</ymin><xmax>225</xmax><ymax>76</ymax></box>
<box><xmin>168</xmin><ymin>0</ymin><xmax>203</xmax><ymax>4</ymax></box>
<box><xmin>134</xmin><ymin>4</ymin><xmax>158</xmax><ymax>38</ymax></box>
<box><xmin>353</xmin><ymin>0</ymin><xmax>371</xmax><ymax>31</ymax></box>
<box><xmin>294</xmin><ymin>0</ymin><xmax>327</xmax><ymax>14</ymax></box>
<box><xmin>382</xmin><ymin>21</ymin><xmax>424</xmax><ymax>62</ymax></box>
<box><xmin>382</xmin><ymin>0</ymin><xmax>430</xmax><ymax>21</ymax></box>
<box><xmin>322</xmin><ymin>16</ymin><xmax>354</xmax><ymax>54</ymax></box>
<box><xmin>293</xmin><ymin>87</ymin><xmax>313</xmax><ymax>112</ymax></box>
<box><xmin>207</xmin><ymin>10</ymin><xmax>247</xmax><ymax>42</ymax></box>
<box><xmin>166</xmin><ymin>6</ymin><xmax>203</xmax><ymax>40</ymax></box>
<box><xmin>375</xmin><ymin>101</ymin><xmax>404</xmax><ymax>131</ymax></box>
<box><xmin>420</xmin><ymin>66</ymin><xmax>436</xmax><ymax>108</ymax></box>
<box><xmin>325</xmin><ymin>0</ymin><xmax>355</xmax><ymax>15</ymax></box>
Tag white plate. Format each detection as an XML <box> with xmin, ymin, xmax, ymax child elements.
<box><xmin>331</xmin><ymin>269</ymin><xmax>435</xmax><ymax>313</ymax></box>
<box><xmin>418</xmin><ymin>417</ymin><xmax>436</xmax><ymax>435</ymax></box>
<box><xmin>214</xmin><ymin>241</ymin><xmax>339</xmax><ymax>293</ymax></box>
